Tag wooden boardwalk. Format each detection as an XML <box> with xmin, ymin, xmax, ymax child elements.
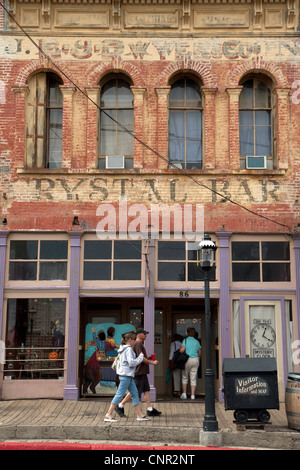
<box><xmin>0</xmin><ymin>398</ymin><xmax>288</xmax><ymax>428</ymax></box>
<box><xmin>0</xmin><ymin>398</ymin><xmax>298</xmax><ymax>449</ymax></box>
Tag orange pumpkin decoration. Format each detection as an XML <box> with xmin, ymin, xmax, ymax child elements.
<box><xmin>49</xmin><ymin>351</ymin><xmax>59</xmax><ymax>360</ymax></box>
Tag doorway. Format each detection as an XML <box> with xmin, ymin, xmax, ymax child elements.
<box><xmin>154</xmin><ymin>300</ymin><xmax>219</xmax><ymax>398</ymax></box>
<box><xmin>172</xmin><ymin>311</ymin><xmax>205</xmax><ymax>393</ymax></box>
<box><xmin>79</xmin><ymin>298</ymin><xmax>144</xmax><ymax>397</ymax></box>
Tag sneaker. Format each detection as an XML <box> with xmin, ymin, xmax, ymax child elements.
<box><xmin>180</xmin><ymin>393</ymin><xmax>187</xmax><ymax>399</ymax></box>
<box><xmin>147</xmin><ymin>407</ymin><xmax>161</xmax><ymax>416</ymax></box>
<box><xmin>137</xmin><ymin>416</ymin><xmax>151</xmax><ymax>421</ymax></box>
<box><xmin>115</xmin><ymin>405</ymin><xmax>125</xmax><ymax>417</ymax></box>
<box><xmin>104</xmin><ymin>416</ymin><xmax>118</xmax><ymax>422</ymax></box>
<box><xmin>191</xmin><ymin>395</ymin><xmax>195</xmax><ymax>400</ymax></box>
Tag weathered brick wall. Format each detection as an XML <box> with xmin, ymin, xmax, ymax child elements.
<box><xmin>0</xmin><ymin>34</ymin><xmax>299</xmax><ymax>234</ymax></box>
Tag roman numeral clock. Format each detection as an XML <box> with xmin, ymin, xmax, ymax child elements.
<box><xmin>250</xmin><ymin>323</ymin><xmax>276</xmax><ymax>350</ymax></box>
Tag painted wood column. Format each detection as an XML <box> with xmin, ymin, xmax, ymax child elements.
<box><xmin>216</xmin><ymin>231</ymin><xmax>232</xmax><ymax>402</ymax></box>
<box><xmin>0</xmin><ymin>231</ymin><xmax>9</xmax><ymax>399</ymax></box>
<box><xmin>64</xmin><ymin>231</ymin><xmax>82</xmax><ymax>400</ymax></box>
<box><xmin>293</xmin><ymin>234</ymin><xmax>300</xmax><ymax>346</ymax></box>
<box><xmin>144</xmin><ymin>238</ymin><xmax>156</xmax><ymax>401</ymax></box>
<box><xmin>0</xmin><ymin>232</ymin><xmax>9</xmax><ymax>340</ymax></box>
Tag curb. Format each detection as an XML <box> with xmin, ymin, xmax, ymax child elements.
<box><xmin>0</xmin><ymin>442</ymin><xmax>227</xmax><ymax>450</ymax></box>
<box><xmin>0</xmin><ymin>424</ymin><xmax>299</xmax><ymax>449</ymax></box>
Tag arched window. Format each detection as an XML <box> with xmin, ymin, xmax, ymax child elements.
<box><xmin>169</xmin><ymin>77</ymin><xmax>202</xmax><ymax>170</ymax></box>
<box><xmin>26</xmin><ymin>72</ymin><xmax>63</xmax><ymax>168</ymax></box>
<box><xmin>239</xmin><ymin>78</ymin><xmax>273</xmax><ymax>169</ymax></box>
<box><xmin>99</xmin><ymin>78</ymin><xmax>134</xmax><ymax>169</ymax></box>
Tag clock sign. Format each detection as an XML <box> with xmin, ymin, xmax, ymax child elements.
<box><xmin>250</xmin><ymin>323</ymin><xmax>276</xmax><ymax>348</ymax></box>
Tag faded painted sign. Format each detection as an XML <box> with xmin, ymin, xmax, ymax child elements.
<box><xmin>1</xmin><ymin>35</ymin><xmax>300</xmax><ymax>62</ymax></box>
<box><xmin>8</xmin><ymin>177</ymin><xmax>282</xmax><ymax>204</ymax></box>
<box><xmin>0</xmin><ymin>36</ymin><xmax>266</xmax><ymax>61</ymax></box>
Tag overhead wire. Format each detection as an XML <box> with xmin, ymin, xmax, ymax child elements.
<box><xmin>0</xmin><ymin>1</ymin><xmax>293</xmax><ymax>232</ymax></box>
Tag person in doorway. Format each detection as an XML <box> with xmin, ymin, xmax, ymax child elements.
<box><xmin>169</xmin><ymin>334</ymin><xmax>183</xmax><ymax>397</ymax></box>
<box><xmin>180</xmin><ymin>327</ymin><xmax>201</xmax><ymax>400</ymax></box>
<box><xmin>104</xmin><ymin>332</ymin><xmax>150</xmax><ymax>422</ymax></box>
<box><xmin>116</xmin><ymin>328</ymin><xmax>162</xmax><ymax>417</ymax></box>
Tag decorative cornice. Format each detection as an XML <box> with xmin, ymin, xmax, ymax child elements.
<box><xmin>8</xmin><ymin>0</ymin><xmax>298</xmax><ymax>34</ymax></box>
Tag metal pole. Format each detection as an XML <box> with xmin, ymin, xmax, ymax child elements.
<box><xmin>203</xmin><ymin>269</ymin><xmax>218</xmax><ymax>432</ymax></box>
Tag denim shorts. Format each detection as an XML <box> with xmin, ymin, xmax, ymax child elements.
<box><xmin>112</xmin><ymin>375</ymin><xmax>140</xmax><ymax>406</ymax></box>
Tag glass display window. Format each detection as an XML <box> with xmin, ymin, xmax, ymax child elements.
<box><xmin>4</xmin><ymin>298</ymin><xmax>66</xmax><ymax>380</ymax></box>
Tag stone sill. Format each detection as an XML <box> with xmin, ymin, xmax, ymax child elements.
<box><xmin>16</xmin><ymin>167</ymin><xmax>287</xmax><ymax>177</ymax></box>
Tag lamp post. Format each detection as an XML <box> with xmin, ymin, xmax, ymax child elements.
<box><xmin>199</xmin><ymin>234</ymin><xmax>218</xmax><ymax>432</ymax></box>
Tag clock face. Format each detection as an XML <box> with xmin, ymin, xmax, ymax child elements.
<box><xmin>250</xmin><ymin>323</ymin><xmax>276</xmax><ymax>348</ymax></box>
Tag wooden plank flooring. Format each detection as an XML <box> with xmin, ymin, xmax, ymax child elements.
<box><xmin>0</xmin><ymin>398</ymin><xmax>289</xmax><ymax>432</ymax></box>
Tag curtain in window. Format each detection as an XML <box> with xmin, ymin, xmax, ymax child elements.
<box><xmin>233</xmin><ymin>300</ymin><xmax>241</xmax><ymax>358</ymax></box>
<box><xmin>26</xmin><ymin>73</ymin><xmax>63</xmax><ymax>168</ymax></box>
<box><xmin>239</xmin><ymin>79</ymin><xmax>272</xmax><ymax>157</ymax></box>
<box><xmin>100</xmin><ymin>79</ymin><xmax>134</xmax><ymax>156</ymax></box>
<box><xmin>47</xmin><ymin>77</ymin><xmax>63</xmax><ymax>168</ymax></box>
<box><xmin>169</xmin><ymin>78</ymin><xmax>202</xmax><ymax>169</ymax></box>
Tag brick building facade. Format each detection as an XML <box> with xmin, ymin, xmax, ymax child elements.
<box><xmin>0</xmin><ymin>0</ymin><xmax>299</xmax><ymax>402</ymax></box>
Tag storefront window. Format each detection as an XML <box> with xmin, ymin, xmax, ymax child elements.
<box><xmin>4</xmin><ymin>298</ymin><xmax>66</xmax><ymax>380</ymax></box>
<box><xmin>9</xmin><ymin>240</ymin><xmax>68</xmax><ymax>281</ymax></box>
<box><xmin>129</xmin><ymin>307</ymin><xmax>144</xmax><ymax>330</ymax></box>
<box><xmin>232</xmin><ymin>241</ymin><xmax>290</xmax><ymax>282</ymax></box>
<box><xmin>157</xmin><ymin>241</ymin><xmax>215</xmax><ymax>281</ymax></box>
<box><xmin>83</xmin><ymin>240</ymin><xmax>142</xmax><ymax>281</ymax></box>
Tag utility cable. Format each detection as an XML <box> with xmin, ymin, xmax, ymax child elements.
<box><xmin>0</xmin><ymin>1</ymin><xmax>293</xmax><ymax>232</ymax></box>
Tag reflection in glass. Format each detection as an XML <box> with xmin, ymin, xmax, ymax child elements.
<box><xmin>84</xmin><ymin>261</ymin><xmax>111</xmax><ymax>280</ymax></box>
<box><xmin>239</xmin><ymin>79</ymin><xmax>272</xmax><ymax>158</ymax></box>
<box><xmin>232</xmin><ymin>263</ymin><xmax>260</xmax><ymax>282</ymax></box>
<box><xmin>5</xmin><ymin>298</ymin><xmax>66</xmax><ymax>380</ymax></box>
<box><xmin>169</xmin><ymin>78</ymin><xmax>202</xmax><ymax>169</ymax></box>
<box><xmin>10</xmin><ymin>241</ymin><xmax>38</xmax><ymax>260</ymax></box>
<box><xmin>113</xmin><ymin>261</ymin><xmax>141</xmax><ymax>280</ymax></box>
<box><xmin>262</xmin><ymin>242</ymin><xmax>290</xmax><ymax>260</ymax></box>
<box><xmin>84</xmin><ymin>241</ymin><xmax>112</xmax><ymax>259</ymax></box>
<box><xmin>232</xmin><ymin>242</ymin><xmax>259</xmax><ymax>261</ymax></box>
<box><xmin>100</xmin><ymin>78</ymin><xmax>134</xmax><ymax>157</ymax></box>
<box><xmin>158</xmin><ymin>241</ymin><xmax>186</xmax><ymax>260</ymax></box>
<box><xmin>158</xmin><ymin>262</ymin><xmax>185</xmax><ymax>281</ymax></box>
<box><xmin>262</xmin><ymin>263</ymin><xmax>290</xmax><ymax>282</ymax></box>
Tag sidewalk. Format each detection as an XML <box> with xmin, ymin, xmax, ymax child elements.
<box><xmin>0</xmin><ymin>398</ymin><xmax>299</xmax><ymax>450</ymax></box>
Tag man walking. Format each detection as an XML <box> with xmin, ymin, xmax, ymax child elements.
<box><xmin>116</xmin><ymin>328</ymin><xmax>162</xmax><ymax>417</ymax></box>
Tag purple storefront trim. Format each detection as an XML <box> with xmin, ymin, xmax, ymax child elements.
<box><xmin>240</xmin><ymin>296</ymin><xmax>288</xmax><ymax>385</ymax></box>
<box><xmin>0</xmin><ymin>231</ymin><xmax>9</xmax><ymax>400</ymax></box>
<box><xmin>0</xmin><ymin>232</ymin><xmax>9</xmax><ymax>345</ymax></box>
<box><xmin>293</xmin><ymin>235</ymin><xmax>300</xmax><ymax>344</ymax></box>
<box><xmin>216</xmin><ymin>232</ymin><xmax>232</xmax><ymax>402</ymax></box>
<box><xmin>64</xmin><ymin>231</ymin><xmax>82</xmax><ymax>401</ymax></box>
<box><xmin>144</xmin><ymin>239</ymin><xmax>156</xmax><ymax>402</ymax></box>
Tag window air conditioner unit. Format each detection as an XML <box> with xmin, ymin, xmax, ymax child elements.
<box><xmin>105</xmin><ymin>156</ymin><xmax>125</xmax><ymax>169</ymax></box>
<box><xmin>246</xmin><ymin>156</ymin><xmax>267</xmax><ymax>169</ymax></box>
<box><xmin>169</xmin><ymin>162</ymin><xmax>182</xmax><ymax>169</ymax></box>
